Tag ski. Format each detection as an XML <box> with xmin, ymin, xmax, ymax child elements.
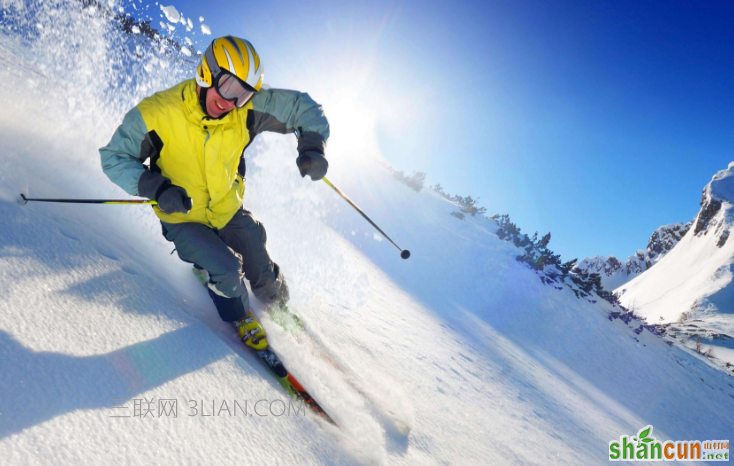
<box><xmin>192</xmin><ymin>268</ymin><xmax>336</xmax><ymax>425</ymax></box>
<box><xmin>250</xmin><ymin>343</ymin><xmax>337</xmax><ymax>426</ymax></box>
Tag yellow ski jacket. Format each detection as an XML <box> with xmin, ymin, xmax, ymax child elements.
<box><xmin>100</xmin><ymin>79</ymin><xmax>329</xmax><ymax>229</ymax></box>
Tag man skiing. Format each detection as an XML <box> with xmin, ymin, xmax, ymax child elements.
<box><xmin>99</xmin><ymin>35</ymin><xmax>329</xmax><ymax>350</ymax></box>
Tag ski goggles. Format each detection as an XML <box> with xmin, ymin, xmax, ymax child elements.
<box><xmin>214</xmin><ymin>72</ymin><xmax>256</xmax><ymax>107</ymax></box>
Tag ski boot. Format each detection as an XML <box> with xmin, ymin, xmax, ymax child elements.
<box><xmin>233</xmin><ymin>311</ymin><xmax>268</xmax><ymax>350</ymax></box>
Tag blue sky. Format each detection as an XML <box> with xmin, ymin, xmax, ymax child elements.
<box><xmin>157</xmin><ymin>0</ymin><xmax>734</xmax><ymax>262</ymax></box>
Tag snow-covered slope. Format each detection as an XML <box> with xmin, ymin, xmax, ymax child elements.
<box><xmin>575</xmin><ymin>222</ymin><xmax>691</xmax><ymax>291</ymax></box>
<box><xmin>617</xmin><ymin>162</ymin><xmax>734</xmax><ymax>366</ymax></box>
<box><xmin>1</xmin><ymin>3</ymin><xmax>733</xmax><ymax>465</ymax></box>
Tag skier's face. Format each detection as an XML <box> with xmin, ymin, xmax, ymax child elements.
<box><xmin>206</xmin><ymin>85</ymin><xmax>237</xmax><ymax>118</ymax></box>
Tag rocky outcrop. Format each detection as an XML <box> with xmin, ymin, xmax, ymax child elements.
<box><xmin>694</xmin><ymin>192</ymin><xmax>722</xmax><ymax>236</ymax></box>
<box><xmin>576</xmin><ymin>222</ymin><xmax>692</xmax><ymax>290</ymax></box>
<box><xmin>648</xmin><ymin>222</ymin><xmax>691</xmax><ymax>256</ymax></box>
<box><xmin>717</xmin><ymin>230</ymin><xmax>730</xmax><ymax>248</ymax></box>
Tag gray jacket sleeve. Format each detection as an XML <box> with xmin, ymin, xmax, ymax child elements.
<box><xmin>249</xmin><ymin>89</ymin><xmax>330</xmax><ymax>155</ymax></box>
<box><xmin>99</xmin><ymin>108</ymin><xmax>148</xmax><ymax>196</ymax></box>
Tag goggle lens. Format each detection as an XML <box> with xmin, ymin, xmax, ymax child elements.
<box><xmin>216</xmin><ymin>73</ymin><xmax>255</xmax><ymax>107</ymax></box>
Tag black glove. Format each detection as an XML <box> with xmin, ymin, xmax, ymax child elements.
<box><xmin>157</xmin><ymin>185</ymin><xmax>192</xmax><ymax>214</ymax></box>
<box><xmin>138</xmin><ymin>170</ymin><xmax>192</xmax><ymax>214</ymax></box>
<box><xmin>296</xmin><ymin>151</ymin><xmax>328</xmax><ymax>181</ymax></box>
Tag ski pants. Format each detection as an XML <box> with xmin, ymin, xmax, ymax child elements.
<box><xmin>161</xmin><ymin>208</ymin><xmax>290</xmax><ymax>322</ymax></box>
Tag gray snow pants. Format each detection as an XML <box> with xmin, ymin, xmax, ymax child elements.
<box><xmin>161</xmin><ymin>208</ymin><xmax>289</xmax><ymax>322</ymax></box>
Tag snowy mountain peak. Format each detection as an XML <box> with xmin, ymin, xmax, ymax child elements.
<box><xmin>707</xmin><ymin>161</ymin><xmax>734</xmax><ymax>203</ymax></box>
<box><xmin>575</xmin><ymin>221</ymin><xmax>691</xmax><ymax>290</ymax></box>
<box><xmin>693</xmin><ymin>162</ymin><xmax>734</xmax><ymax>245</ymax></box>
<box><xmin>616</xmin><ymin>162</ymin><xmax>734</xmax><ymax>366</ymax></box>
<box><xmin>585</xmin><ymin>164</ymin><xmax>734</xmax><ymax>292</ymax></box>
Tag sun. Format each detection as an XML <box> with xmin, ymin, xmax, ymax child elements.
<box><xmin>318</xmin><ymin>82</ymin><xmax>384</xmax><ymax>165</ymax></box>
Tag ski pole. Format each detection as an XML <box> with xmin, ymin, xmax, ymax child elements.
<box><xmin>322</xmin><ymin>177</ymin><xmax>410</xmax><ymax>260</ymax></box>
<box><xmin>18</xmin><ymin>193</ymin><xmax>193</xmax><ymax>210</ymax></box>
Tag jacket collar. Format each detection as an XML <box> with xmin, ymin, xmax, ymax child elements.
<box><xmin>182</xmin><ymin>79</ymin><xmax>236</xmax><ymax>128</ymax></box>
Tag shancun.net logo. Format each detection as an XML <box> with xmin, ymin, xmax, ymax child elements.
<box><xmin>609</xmin><ymin>425</ymin><xmax>729</xmax><ymax>461</ymax></box>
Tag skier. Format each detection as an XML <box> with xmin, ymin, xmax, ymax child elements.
<box><xmin>99</xmin><ymin>35</ymin><xmax>329</xmax><ymax>350</ymax></box>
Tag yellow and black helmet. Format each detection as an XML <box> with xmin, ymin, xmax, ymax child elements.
<box><xmin>196</xmin><ymin>36</ymin><xmax>264</xmax><ymax>92</ymax></box>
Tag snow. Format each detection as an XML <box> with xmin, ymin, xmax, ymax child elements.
<box><xmin>201</xmin><ymin>24</ymin><xmax>211</xmax><ymax>35</ymax></box>
<box><xmin>617</xmin><ymin>217</ymin><xmax>734</xmax><ymax>321</ymax></box>
<box><xmin>0</xmin><ymin>3</ymin><xmax>733</xmax><ymax>465</ymax></box>
<box><xmin>160</xmin><ymin>5</ymin><xmax>180</xmax><ymax>23</ymax></box>
<box><xmin>617</xmin><ymin>162</ymin><xmax>734</xmax><ymax>366</ymax></box>
<box><xmin>708</xmin><ymin>162</ymin><xmax>734</xmax><ymax>204</ymax></box>
<box><xmin>160</xmin><ymin>21</ymin><xmax>175</xmax><ymax>33</ymax></box>
<box><xmin>576</xmin><ymin>255</ymin><xmax>631</xmax><ymax>290</ymax></box>
<box><xmin>576</xmin><ymin>222</ymin><xmax>692</xmax><ymax>291</ymax></box>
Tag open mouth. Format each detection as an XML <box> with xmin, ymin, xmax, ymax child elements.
<box><xmin>215</xmin><ymin>101</ymin><xmax>225</xmax><ymax>111</ymax></box>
